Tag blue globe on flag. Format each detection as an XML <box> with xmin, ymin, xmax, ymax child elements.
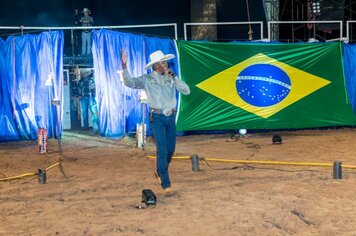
<box><xmin>235</xmin><ymin>64</ymin><xmax>291</xmax><ymax>107</ymax></box>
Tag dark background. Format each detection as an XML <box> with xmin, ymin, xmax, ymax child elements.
<box><xmin>0</xmin><ymin>0</ymin><xmax>354</xmax><ymax>41</ymax></box>
<box><xmin>0</xmin><ymin>0</ymin><xmax>266</xmax><ymax>40</ymax></box>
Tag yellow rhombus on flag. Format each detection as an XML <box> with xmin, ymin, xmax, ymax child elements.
<box><xmin>196</xmin><ymin>53</ymin><xmax>331</xmax><ymax>118</ymax></box>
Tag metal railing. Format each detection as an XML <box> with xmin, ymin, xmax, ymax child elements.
<box><xmin>347</xmin><ymin>21</ymin><xmax>356</xmax><ymax>43</ymax></box>
<box><xmin>0</xmin><ymin>23</ymin><xmax>178</xmax><ymax>40</ymax></box>
<box><xmin>3</xmin><ymin>21</ymin><xmax>356</xmax><ymax>43</ymax></box>
<box><xmin>268</xmin><ymin>21</ymin><xmax>343</xmax><ymax>42</ymax></box>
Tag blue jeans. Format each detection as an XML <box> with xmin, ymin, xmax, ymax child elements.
<box><xmin>150</xmin><ymin>112</ymin><xmax>176</xmax><ymax>189</ymax></box>
<box><xmin>80</xmin><ymin>96</ymin><xmax>96</xmax><ymax>129</ymax></box>
<box><xmin>81</xmin><ymin>32</ymin><xmax>91</xmax><ymax>55</ymax></box>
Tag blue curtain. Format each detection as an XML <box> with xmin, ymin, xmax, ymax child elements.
<box><xmin>343</xmin><ymin>43</ymin><xmax>356</xmax><ymax>113</ymax></box>
<box><xmin>92</xmin><ymin>29</ymin><xmax>178</xmax><ymax>138</ymax></box>
<box><xmin>0</xmin><ymin>31</ymin><xmax>64</xmax><ymax>141</ymax></box>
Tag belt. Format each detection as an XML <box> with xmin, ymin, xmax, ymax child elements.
<box><xmin>150</xmin><ymin>108</ymin><xmax>176</xmax><ymax>116</ymax></box>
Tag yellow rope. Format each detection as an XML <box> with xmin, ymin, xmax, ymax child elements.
<box><xmin>0</xmin><ymin>162</ymin><xmax>61</xmax><ymax>182</ymax></box>
<box><xmin>46</xmin><ymin>162</ymin><xmax>60</xmax><ymax>171</ymax></box>
<box><xmin>147</xmin><ymin>155</ymin><xmax>190</xmax><ymax>160</ymax></box>
<box><xmin>0</xmin><ymin>172</ymin><xmax>36</xmax><ymax>182</ymax></box>
<box><xmin>341</xmin><ymin>164</ymin><xmax>356</xmax><ymax>170</ymax></box>
<box><xmin>147</xmin><ymin>155</ymin><xmax>356</xmax><ymax>169</ymax></box>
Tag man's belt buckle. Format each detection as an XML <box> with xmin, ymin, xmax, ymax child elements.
<box><xmin>162</xmin><ymin>109</ymin><xmax>173</xmax><ymax>116</ymax></box>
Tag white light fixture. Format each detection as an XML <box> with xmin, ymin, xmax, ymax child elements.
<box><xmin>45</xmin><ymin>73</ymin><xmax>53</xmax><ymax>87</ymax></box>
<box><xmin>139</xmin><ymin>90</ymin><xmax>148</xmax><ymax>103</ymax></box>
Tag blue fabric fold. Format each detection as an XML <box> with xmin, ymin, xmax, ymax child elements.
<box><xmin>0</xmin><ymin>31</ymin><xmax>63</xmax><ymax>141</ymax></box>
<box><xmin>92</xmin><ymin>29</ymin><xmax>178</xmax><ymax>138</ymax></box>
<box><xmin>343</xmin><ymin>43</ymin><xmax>356</xmax><ymax>113</ymax></box>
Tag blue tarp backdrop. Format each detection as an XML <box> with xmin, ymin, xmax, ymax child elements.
<box><xmin>92</xmin><ymin>29</ymin><xmax>178</xmax><ymax>138</ymax></box>
<box><xmin>1</xmin><ymin>29</ymin><xmax>356</xmax><ymax>142</ymax></box>
<box><xmin>0</xmin><ymin>31</ymin><xmax>63</xmax><ymax>141</ymax></box>
<box><xmin>343</xmin><ymin>43</ymin><xmax>356</xmax><ymax>113</ymax></box>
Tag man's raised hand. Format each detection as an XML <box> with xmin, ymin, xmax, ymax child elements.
<box><xmin>121</xmin><ymin>49</ymin><xmax>127</xmax><ymax>69</ymax></box>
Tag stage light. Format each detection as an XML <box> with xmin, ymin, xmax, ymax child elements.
<box><xmin>139</xmin><ymin>90</ymin><xmax>148</xmax><ymax>103</ymax></box>
<box><xmin>142</xmin><ymin>189</ymin><xmax>157</xmax><ymax>206</ymax></box>
<box><xmin>311</xmin><ymin>1</ymin><xmax>321</xmax><ymax>16</ymax></box>
<box><xmin>239</xmin><ymin>129</ymin><xmax>247</xmax><ymax>136</ymax></box>
<box><xmin>45</xmin><ymin>73</ymin><xmax>53</xmax><ymax>87</ymax></box>
<box><xmin>272</xmin><ymin>134</ymin><xmax>282</xmax><ymax>144</ymax></box>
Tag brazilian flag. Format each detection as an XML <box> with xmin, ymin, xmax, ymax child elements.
<box><xmin>176</xmin><ymin>41</ymin><xmax>356</xmax><ymax>131</ymax></box>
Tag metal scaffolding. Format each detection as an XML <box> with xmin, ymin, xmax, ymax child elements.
<box><xmin>263</xmin><ymin>0</ymin><xmax>280</xmax><ymax>41</ymax></box>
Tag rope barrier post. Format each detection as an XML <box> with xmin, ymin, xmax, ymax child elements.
<box><xmin>51</xmin><ymin>98</ymin><xmax>62</xmax><ymax>155</ymax></box>
<box><xmin>37</xmin><ymin>169</ymin><xmax>47</xmax><ymax>184</ymax></box>
<box><xmin>333</xmin><ymin>161</ymin><xmax>342</xmax><ymax>179</ymax></box>
<box><xmin>190</xmin><ymin>154</ymin><xmax>200</xmax><ymax>172</ymax></box>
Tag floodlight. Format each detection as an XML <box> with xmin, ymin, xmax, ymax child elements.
<box><xmin>311</xmin><ymin>1</ymin><xmax>321</xmax><ymax>16</ymax></box>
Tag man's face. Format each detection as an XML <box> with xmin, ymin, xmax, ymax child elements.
<box><xmin>154</xmin><ymin>61</ymin><xmax>167</xmax><ymax>75</ymax></box>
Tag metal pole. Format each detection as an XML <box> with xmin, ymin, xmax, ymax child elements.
<box><xmin>48</xmin><ymin>88</ymin><xmax>55</xmax><ymax>139</ymax></box>
<box><xmin>141</xmin><ymin>102</ymin><xmax>145</xmax><ymax>150</ymax></box>
<box><xmin>314</xmin><ymin>17</ymin><xmax>316</xmax><ymax>39</ymax></box>
<box><xmin>123</xmin><ymin>86</ymin><xmax>126</xmax><ymax>137</ymax></box>
<box><xmin>292</xmin><ymin>0</ymin><xmax>295</xmax><ymax>42</ymax></box>
<box><xmin>51</xmin><ymin>99</ymin><xmax>62</xmax><ymax>155</ymax></box>
<box><xmin>71</xmin><ymin>29</ymin><xmax>74</xmax><ymax>57</ymax></box>
<box><xmin>56</xmin><ymin>103</ymin><xmax>62</xmax><ymax>155</ymax></box>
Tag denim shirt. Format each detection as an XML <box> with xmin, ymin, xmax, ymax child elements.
<box><xmin>77</xmin><ymin>76</ymin><xmax>95</xmax><ymax>98</ymax></box>
<box><xmin>123</xmin><ymin>69</ymin><xmax>190</xmax><ymax>110</ymax></box>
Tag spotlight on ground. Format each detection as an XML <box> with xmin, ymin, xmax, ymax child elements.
<box><xmin>272</xmin><ymin>134</ymin><xmax>282</xmax><ymax>144</ymax></box>
<box><xmin>239</xmin><ymin>129</ymin><xmax>247</xmax><ymax>136</ymax></box>
<box><xmin>142</xmin><ymin>189</ymin><xmax>157</xmax><ymax>206</ymax></box>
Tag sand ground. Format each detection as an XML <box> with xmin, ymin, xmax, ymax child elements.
<box><xmin>1</xmin><ymin>128</ymin><xmax>356</xmax><ymax>235</ymax></box>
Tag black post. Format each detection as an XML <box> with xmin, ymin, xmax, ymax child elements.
<box><xmin>191</xmin><ymin>154</ymin><xmax>200</xmax><ymax>172</ymax></box>
<box><xmin>333</xmin><ymin>161</ymin><xmax>342</xmax><ymax>179</ymax></box>
<box><xmin>38</xmin><ymin>169</ymin><xmax>47</xmax><ymax>184</ymax></box>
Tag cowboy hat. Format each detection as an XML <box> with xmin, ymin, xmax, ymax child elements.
<box><xmin>80</xmin><ymin>69</ymin><xmax>92</xmax><ymax>76</ymax></box>
<box><xmin>145</xmin><ymin>50</ymin><xmax>175</xmax><ymax>70</ymax></box>
<box><xmin>82</xmin><ymin>8</ymin><xmax>91</xmax><ymax>14</ymax></box>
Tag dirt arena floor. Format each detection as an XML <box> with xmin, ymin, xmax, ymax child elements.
<box><xmin>1</xmin><ymin>128</ymin><xmax>356</xmax><ymax>235</ymax></box>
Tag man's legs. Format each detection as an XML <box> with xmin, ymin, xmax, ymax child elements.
<box><xmin>89</xmin><ymin>97</ymin><xmax>99</xmax><ymax>133</ymax></box>
<box><xmin>75</xmin><ymin>32</ymin><xmax>79</xmax><ymax>56</ymax></box>
<box><xmin>166</xmin><ymin>113</ymin><xmax>176</xmax><ymax>165</ymax></box>
<box><xmin>80</xmin><ymin>97</ymin><xmax>89</xmax><ymax>128</ymax></box>
<box><xmin>150</xmin><ymin>113</ymin><xmax>171</xmax><ymax>189</ymax></box>
<box><xmin>81</xmin><ymin>32</ymin><xmax>86</xmax><ymax>55</ymax></box>
<box><xmin>86</xmin><ymin>32</ymin><xmax>92</xmax><ymax>55</ymax></box>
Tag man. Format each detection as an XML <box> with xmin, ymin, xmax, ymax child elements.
<box><xmin>80</xmin><ymin>8</ymin><xmax>93</xmax><ymax>55</ymax></box>
<box><xmin>76</xmin><ymin>69</ymin><xmax>99</xmax><ymax>133</ymax></box>
<box><xmin>121</xmin><ymin>49</ymin><xmax>190</xmax><ymax>193</ymax></box>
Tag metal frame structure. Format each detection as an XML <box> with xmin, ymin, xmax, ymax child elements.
<box><xmin>0</xmin><ymin>23</ymin><xmax>178</xmax><ymax>40</ymax></box>
<box><xmin>0</xmin><ymin>23</ymin><xmax>178</xmax><ymax>67</ymax></box>
<box><xmin>263</xmin><ymin>0</ymin><xmax>280</xmax><ymax>41</ymax></box>
<box><xmin>183</xmin><ymin>21</ymin><xmax>264</xmax><ymax>41</ymax></box>
<box><xmin>268</xmin><ymin>20</ymin><xmax>343</xmax><ymax>42</ymax></box>
<box><xmin>3</xmin><ymin>21</ymin><xmax>356</xmax><ymax>43</ymax></box>
<box><xmin>347</xmin><ymin>20</ymin><xmax>356</xmax><ymax>43</ymax></box>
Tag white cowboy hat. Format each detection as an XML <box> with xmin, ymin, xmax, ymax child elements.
<box><xmin>82</xmin><ymin>8</ymin><xmax>91</xmax><ymax>13</ymax></box>
<box><xmin>81</xmin><ymin>69</ymin><xmax>92</xmax><ymax>76</ymax></box>
<box><xmin>145</xmin><ymin>50</ymin><xmax>175</xmax><ymax>70</ymax></box>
